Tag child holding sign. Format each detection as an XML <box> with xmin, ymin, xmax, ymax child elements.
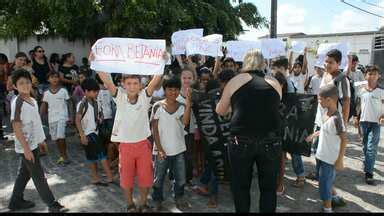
<box><xmin>94</xmin><ymin>52</ymin><xmax>167</xmax><ymax>213</ymax></box>
<box><xmin>306</xmin><ymin>84</ymin><xmax>347</xmax><ymax>213</ymax></box>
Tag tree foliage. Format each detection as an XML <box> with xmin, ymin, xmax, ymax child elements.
<box><xmin>0</xmin><ymin>0</ymin><xmax>268</xmax><ymax>42</ymax></box>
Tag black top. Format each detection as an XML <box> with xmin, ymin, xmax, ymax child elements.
<box><xmin>32</xmin><ymin>59</ymin><xmax>50</xmax><ymax>84</ymax></box>
<box><xmin>59</xmin><ymin>64</ymin><xmax>79</xmax><ymax>92</ymax></box>
<box><xmin>230</xmin><ymin>70</ymin><xmax>281</xmax><ymax>137</ymax></box>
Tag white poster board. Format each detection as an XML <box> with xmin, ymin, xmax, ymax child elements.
<box><xmin>171</xmin><ymin>29</ymin><xmax>204</xmax><ymax>55</ymax></box>
<box><xmin>291</xmin><ymin>41</ymin><xmax>307</xmax><ymax>54</ymax></box>
<box><xmin>260</xmin><ymin>38</ymin><xmax>286</xmax><ymax>59</ymax></box>
<box><xmin>226</xmin><ymin>40</ymin><xmax>261</xmax><ymax>62</ymax></box>
<box><xmin>186</xmin><ymin>34</ymin><xmax>223</xmax><ymax>57</ymax></box>
<box><xmin>317</xmin><ymin>42</ymin><xmax>349</xmax><ymax>69</ymax></box>
<box><xmin>90</xmin><ymin>38</ymin><xmax>166</xmax><ymax>75</ymax></box>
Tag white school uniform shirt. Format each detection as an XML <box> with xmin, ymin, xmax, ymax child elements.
<box><xmin>97</xmin><ymin>89</ymin><xmax>113</xmax><ymax>120</ymax></box>
<box><xmin>289</xmin><ymin>74</ymin><xmax>306</xmax><ymax>94</ymax></box>
<box><xmin>308</xmin><ymin>75</ymin><xmax>322</xmax><ymax>95</ymax></box>
<box><xmin>177</xmin><ymin>94</ymin><xmax>197</xmax><ymax>134</ymax></box>
<box><xmin>358</xmin><ymin>87</ymin><xmax>384</xmax><ymax>124</ymax></box>
<box><xmin>111</xmin><ymin>88</ymin><xmax>152</xmax><ymax>143</ymax></box>
<box><xmin>76</xmin><ymin>98</ymin><xmax>98</xmax><ymax>136</ymax></box>
<box><xmin>11</xmin><ymin>96</ymin><xmax>46</xmax><ymax>154</ymax></box>
<box><xmin>42</xmin><ymin>87</ymin><xmax>70</xmax><ymax>123</ymax></box>
<box><xmin>151</xmin><ymin>101</ymin><xmax>187</xmax><ymax>156</ymax></box>
<box><xmin>316</xmin><ymin>111</ymin><xmax>346</xmax><ymax>165</ymax></box>
<box><xmin>314</xmin><ymin>72</ymin><xmax>351</xmax><ymax>127</ymax></box>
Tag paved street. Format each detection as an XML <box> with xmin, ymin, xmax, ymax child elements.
<box><xmin>0</xmin><ymin>121</ymin><xmax>383</xmax><ymax>213</ymax></box>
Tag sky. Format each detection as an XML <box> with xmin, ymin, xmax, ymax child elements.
<box><xmin>238</xmin><ymin>0</ymin><xmax>384</xmax><ymax>40</ymax></box>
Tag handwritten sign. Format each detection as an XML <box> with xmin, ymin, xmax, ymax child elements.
<box><xmin>317</xmin><ymin>42</ymin><xmax>349</xmax><ymax>69</ymax></box>
<box><xmin>90</xmin><ymin>38</ymin><xmax>166</xmax><ymax>75</ymax></box>
<box><xmin>171</xmin><ymin>29</ymin><xmax>204</xmax><ymax>55</ymax></box>
<box><xmin>261</xmin><ymin>38</ymin><xmax>286</xmax><ymax>59</ymax></box>
<box><xmin>291</xmin><ymin>41</ymin><xmax>307</xmax><ymax>54</ymax></box>
<box><xmin>280</xmin><ymin>93</ymin><xmax>317</xmax><ymax>157</ymax></box>
<box><xmin>186</xmin><ymin>35</ymin><xmax>223</xmax><ymax>57</ymax></box>
<box><xmin>192</xmin><ymin>89</ymin><xmax>231</xmax><ymax>181</ymax></box>
<box><xmin>226</xmin><ymin>40</ymin><xmax>261</xmax><ymax>62</ymax></box>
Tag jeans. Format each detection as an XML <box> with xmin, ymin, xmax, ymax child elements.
<box><xmin>229</xmin><ymin>134</ymin><xmax>282</xmax><ymax>213</ymax></box>
<box><xmin>316</xmin><ymin>159</ymin><xmax>336</xmax><ymax>201</ymax></box>
<box><xmin>291</xmin><ymin>154</ymin><xmax>304</xmax><ymax>177</ymax></box>
<box><xmin>200</xmin><ymin>160</ymin><xmax>218</xmax><ymax>196</ymax></box>
<box><xmin>152</xmin><ymin>152</ymin><xmax>186</xmax><ymax>201</ymax></box>
<box><xmin>9</xmin><ymin>148</ymin><xmax>56</xmax><ymax>207</ymax></box>
<box><xmin>360</xmin><ymin>122</ymin><xmax>381</xmax><ymax>175</ymax></box>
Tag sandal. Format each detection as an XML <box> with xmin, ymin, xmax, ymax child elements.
<box><xmin>126</xmin><ymin>204</ymin><xmax>137</xmax><ymax>213</ymax></box>
<box><xmin>292</xmin><ymin>177</ymin><xmax>305</xmax><ymax>188</ymax></box>
<box><xmin>306</xmin><ymin>172</ymin><xmax>317</xmax><ymax>181</ymax></box>
<box><xmin>276</xmin><ymin>185</ymin><xmax>285</xmax><ymax>196</ymax></box>
<box><xmin>138</xmin><ymin>204</ymin><xmax>152</xmax><ymax>213</ymax></box>
<box><xmin>207</xmin><ymin>197</ymin><xmax>217</xmax><ymax>208</ymax></box>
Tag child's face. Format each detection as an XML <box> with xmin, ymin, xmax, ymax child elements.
<box><xmin>272</xmin><ymin>66</ymin><xmax>286</xmax><ymax>76</ymax></box>
<box><xmin>15</xmin><ymin>57</ymin><xmax>27</xmax><ymax>68</ymax></box>
<box><xmin>164</xmin><ymin>87</ymin><xmax>180</xmax><ymax>101</ymax></box>
<box><xmin>79</xmin><ymin>74</ymin><xmax>86</xmax><ymax>83</ymax></box>
<box><xmin>318</xmin><ymin>96</ymin><xmax>333</xmax><ymax>109</ymax></box>
<box><xmin>365</xmin><ymin>71</ymin><xmax>380</xmax><ymax>84</ymax></box>
<box><xmin>200</xmin><ymin>73</ymin><xmax>210</xmax><ymax>88</ymax></box>
<box><xmin>223</xmin><ymin>62</ymin><xmax>236</xmax><ymax>71</ymax></box>
<box><xmin>85</xmin><ymin>90</ymin><xmax>99</xmax><ymax>99</ymax></box>
<box><xmin>315</xmin><ymin>67</ymin><xmax>324</xmax><ymax>76</ymax></box>
<box><xmin>324</xmin><ymin>56</ymin><xmax>340</xmax><ymax>75</ymax></box>
<box><xmin>181</xmin><ymin>70</ymin><xmax>194</xmax><ymax>88</ymax></box>
<box><xmin>48</xmin><ymin>75</ymin><xmax>59</xmax><ymax>86</ymax></box>
<box><xmin>123</xmin><ymin>78</ymin><xmax>142</xmax><ymax>96</ymax></box>
<box><xmin>14</xmin><ymin>77</ymin><xmax>32</xmax><ymax>95</ymax></box>
<box><xmin>293</xmin><ymin>64</ymin><xmax>302</xmax><ymax>75</ymax></box>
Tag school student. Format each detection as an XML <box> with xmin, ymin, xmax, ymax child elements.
<box><xmin>40</xmin><ymin>72</ymin><xmax>73</xmax><ymax>165</ymax></box>
<box><xmin>288</xmin><ymin>49</ymin><xmax>309</xmax><ymax>94</ymax></box>
<box><xmin>307</xmin><ymin>65</ymin><xmax>324</xmax><ymax>95</ymax></box>
<box><xmin>151</xmin><ymin>75</ymin><xmax>192</xmax><ymax>211</ymax></box>
<box><xmin>355</xmin><ymin>65</ymin><xmax>384</xmax><ymax>185</ymax></box>
<box><xmin>95</xmin><ymin>52</ymin><xmax>168</xmax><ymax>213</ymax></box>
<box><xmin>75</xmin><ymin>78</ymin><xmax>114</xmax><ymax>186</ymax></box>
<box><xmin>306</xmin><ymin>84</ymin><xmax>347</xmax><ymax>213</ymax></box>
<box><xmin>8</xmin><ymin>69</ymin><xmax>67</xmax><ymax>213</ymax></box>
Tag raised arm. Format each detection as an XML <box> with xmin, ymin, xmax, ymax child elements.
<box><xmin>97</xmin><ymin>71</ymin><xmax>117</xmax><ymax>96</ymax></box>
<box><xmin>302</xmin><ymin>48</ymin><xmax>308</xmax><ymax>75</ymax></box>
<box><xmin>212</xmin><ymin>56</ymin><xmax>222</xmax><ymax>80</ymax></box>
<box><xmin>182</xmin><ymin>88</ymin><xmax>192</xmax><ymax>127</ymax></box>
<box><xmin>288</xmin><ymin>51</ymin><xmax>293</xmax><ymax>73</ymax></box>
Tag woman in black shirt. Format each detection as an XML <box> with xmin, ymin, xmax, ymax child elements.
<box><xmin>216</xmin><ymin>49</ymin><xmax>282</xmax><ymax>213</ymax></box>
<box><xmin>59</xmin><ymin>53</ymin><xmax>79</xmax><ymax>93</ymax></box>
<box><xmin>32</xmin><ymin>46</ymin><xmax>51</xmax><ymax>93</ymax></box>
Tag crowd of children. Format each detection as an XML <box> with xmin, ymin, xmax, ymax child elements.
<box><xmin>0</xmin><ymin>43</ymin><xmax>383</xmax><ymax>213</ymax></box>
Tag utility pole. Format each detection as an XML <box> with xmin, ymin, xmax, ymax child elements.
<box><xmin>270</xmin><ymin>0</ymin><xmax>277</xmax><ymax>38</ymax></box>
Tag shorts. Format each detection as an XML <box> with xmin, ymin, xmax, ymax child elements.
<box><xmin>49</xmin><ymin>120</ymin><xmax>66</xmax><ymax>141</ymax></box>
<box><xmin>119</xmin><ymin>139</ymin><xmax>153</xmax><ymax>189</ymax></box>
<box><xmin>83</xmin><ymin>133</ymin><xmax>107</xmax><ymax>163</ymax></box>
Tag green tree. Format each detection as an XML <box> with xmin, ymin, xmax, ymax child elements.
<box><xmin>0</xmin><ymin>0</ymin><xmax>267</xmax><ymax>42</ymax></box>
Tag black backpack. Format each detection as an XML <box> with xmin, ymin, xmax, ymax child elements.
<box><xmin>333</xmin><ymin>72</ymin><xmax>356</xmax><ymax>120</ymax></box>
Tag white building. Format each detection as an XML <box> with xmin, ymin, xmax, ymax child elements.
<box><xmin>0</xmin><ymin>37</ymin><xmax>91</xmax><ymax>65</ymax></box>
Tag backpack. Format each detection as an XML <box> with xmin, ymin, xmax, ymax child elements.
<box><xmin>333</xmin><ymin>72</ymin><xmax>356</xmax><ymax>120</ymax></box>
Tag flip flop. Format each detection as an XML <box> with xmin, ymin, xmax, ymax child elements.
<box><xmin>92</xmin><ymin>182</ymin><xmax>109</xmax><ymax>187</ymax></box>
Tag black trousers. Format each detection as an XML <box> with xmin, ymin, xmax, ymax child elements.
<box><xmin>184</xmin><ymin>134</ymin><xmax>194</xmax><ymax>182</ymax></box>
<box><xmin>228</xmin><ymin>135</ymin><xmax>282</xmax><ymax>213</ymax></box>
<box><xmin>10</xmin><ymin>148</ymin><xmax>55</xmax><ymax>207</ymax></box>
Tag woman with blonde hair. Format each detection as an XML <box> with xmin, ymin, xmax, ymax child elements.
<box><xmin>216</xmin><ymin>49</ymin><xmax>282</xmax><ymax>213</ymax></box>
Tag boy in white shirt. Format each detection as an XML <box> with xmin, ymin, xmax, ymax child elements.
<box><xmin>95</xmin><ymin>52</ymin><xmax>167</xmax><ymax>213</ymax></box>
<box><xmin>151</xmin><ymin>75</ymin><xmax>192</xmax><ymax>211</ymax></box>
<box><xmin>355</xmin><ymin>65</ymin><xmax>384</xmax><ymax>185</ymax></box>
<box><xmin>308</xmin><ymin>65</ymin><xmax>324</xmax><ymax>95</ymax></box>
<box><xmin>40</xmin><ymin>72</ymin><xmax>73</xmax><ymax>165</ymax></box>
<box><xmin>8</xmin><ymin>69</ymin><xmax>67</xmax><ymax>213</ymax></box>
<box><xmin>307</xmin><ymin>84</ymin><xmax>347</xmax><ymax>213</ymax></box>
<box><xmin>75</xmin><ymin>78</ymin><xmax>114</xmax><ymax>187</ymax></box>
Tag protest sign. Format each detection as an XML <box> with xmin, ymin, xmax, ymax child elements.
<box><xmin>186</xmin><ymin>35</ymin><xmax>223</xmax><ymax>57</ymax></box>
<box><xmin>280</xmin><ymin>93</ymin><xmax>317</xmax><ymax>157</ymax></box>
<box><xmin>171</xmin><ymin>28</ymin><xmax>204</xmax><ymax>55</ymax></box>
<box><xmin>261</xmin><ymin>38</ymin><xmax>286</xmax><ymax>59</ymax></box>
<box><xmin>317</xmin><ymin>42</ymin><xmax>349</xmax><ymax>69</ymax></box>
<box><xmin>291</xmin><ymin>41</ymin><xmax>307</xmax><ymax>54</ymax></box>
<box><xmin>90</xmin><ymin>38</ymin><xmax>166</xmax><ymax>75</ymax></box>
<box><xmin>192</xmin><ymin>88</ymin><xmax>231</xmax><ymax>181</ymax></box>
<box><xmin>226</xmin><ymin>40</ymin><xmax>261</xmax><ymax>62</ymax></box>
